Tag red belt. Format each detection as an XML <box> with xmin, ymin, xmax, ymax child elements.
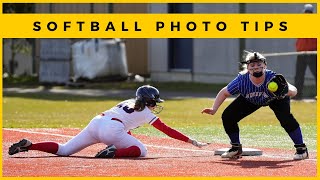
<box><xmin>111</xmin><ymin>118</ymin><xmax>123</xmax><ymax>124</ymax></box>
<box><xmin>100</xmin><ymin>113</ymin><xmax>123</xmax><ymax>124</ymax></box>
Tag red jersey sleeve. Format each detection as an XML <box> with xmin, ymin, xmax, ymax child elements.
<box><xmin>151</xmin><ymin>118</ymin><xmax>189</xmax><ymax>142</ymax></box>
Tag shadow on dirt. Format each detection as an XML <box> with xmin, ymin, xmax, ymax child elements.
<box><xmin>212</xmin><ymin>159</ymin><xmax>295</xmax><ymax>169</ymax></box>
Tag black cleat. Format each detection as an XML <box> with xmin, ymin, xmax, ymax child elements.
<box><xmin>95</xmin><ymin>144</ymin><xmax>117</xmax><ymax>158</ymax></box>
<box><xmin>221</xmin><ymin>143</ymin><xmax>243</xmax><ymax>159</ymax></box>
<box><xmin>293</xmin><ymin>143</ymin><xmax>309</xmax><ymax>160</ymax></box>
<box><xmin>8</xmin><ymin>139</ymin><xmax>32</xmax><ymax>155</ymax></box>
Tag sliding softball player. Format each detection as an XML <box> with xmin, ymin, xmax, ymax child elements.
<box><xmin>9</xmin><ymin>85</ymin><xmax>208</xmax><ymax>158</ymax></box>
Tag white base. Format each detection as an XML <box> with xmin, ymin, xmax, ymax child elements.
<box><xmin>214</xmin><ymin>148</ymin><xmax>263</xmax><ymax>156</ymax></box>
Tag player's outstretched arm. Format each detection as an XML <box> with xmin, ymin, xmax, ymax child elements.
<box><xmin>151</xmin><ymin>118</ymin><xmax>209</xmax><ymax>148</ymax></box>
<box><xmin>188</xmin><ymin>138</ymin><xmax>210</xmax><ymax>148</ymax></box>
<box><xmin>201</xmin><ymin>86</ymin><xmax>231</xmax><ymax>115</ymax></box>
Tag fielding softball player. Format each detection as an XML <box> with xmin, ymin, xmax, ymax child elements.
<box><xmin>201</xmin><ymin>51</ymin><xmax>308</xmax><ymax>160</ymax></box>
<box><xmin>9</xmin><ymin>85</ymin><xmax>208</xmax><ymax>158</ymax></box>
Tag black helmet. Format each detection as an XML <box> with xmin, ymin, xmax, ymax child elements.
<box><xmin>136</xmin><ymin>85</ymin><xmax>164</xmax><ymax>107</ymax></box>
<box><xmin>134</xmin><ymin>85</ymin><xmax>164</xmax><ymax>113</ymax></box>
<box><xmin>240</xmin><ymin>52</ymin><xmax>267</xmax><ymax>65</ymax></box>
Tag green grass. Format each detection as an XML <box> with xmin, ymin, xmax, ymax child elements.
<box><xmin>3</xmin><ymin>92</ymin><xmax>317</xmax><ymax>151</ymax></box>
<box><xmin>4</xmin><ymin>75</ymin><xmax>316</xmax><ymax>97</ymax></box>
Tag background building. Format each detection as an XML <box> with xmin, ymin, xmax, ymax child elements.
<box><xmin>3</xmin><ymin>3</ymin><xmax>317</xmax><ymax>87</ymax></box>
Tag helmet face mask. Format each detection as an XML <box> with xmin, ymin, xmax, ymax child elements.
<box><xmin>135</xmin><ymin>85</ymin><xmax>164</xmax><ymax>113</ymax></box>
<box><xmin>150</xmin><ymin>104</ymin><xmax>164</xmax><ymax>114</ymax></box>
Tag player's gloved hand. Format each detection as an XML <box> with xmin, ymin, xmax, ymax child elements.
<box><xmin>188</xmin><ymin>138</ymin><xmax>210</xmax><ymax>148</ymax></box>
<box><xmin>267</xmin><ymin>74</ymin><xmax>289</xmax><ymax>99</ymax></box>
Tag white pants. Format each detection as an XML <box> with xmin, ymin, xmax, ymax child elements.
<box><xmin>56</xmin><ymin>114</ymin><xmax>147</xmax><ymax>156</ymax></box>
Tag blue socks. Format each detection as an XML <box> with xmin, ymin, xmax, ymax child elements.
<box><xmin>288</xmin><ymin>127</ymin><xmax>304</xmax><ymax>145</ymax></box>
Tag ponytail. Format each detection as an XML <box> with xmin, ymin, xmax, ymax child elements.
<box><xmin>134</xmin><ymin>99</ymin><xmax>146</xmax><ymax>111</ymax></box>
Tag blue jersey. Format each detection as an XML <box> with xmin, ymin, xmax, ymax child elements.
<box><xmin>227</xmin><ymin>69</ymin><xmax>278</xmax><ymax>106</ymax></box>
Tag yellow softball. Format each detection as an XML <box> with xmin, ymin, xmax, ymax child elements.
<box><xmin>268</xmin><ymin>82</ymin><xmax>278</xmax><ymax>92</ymax></box>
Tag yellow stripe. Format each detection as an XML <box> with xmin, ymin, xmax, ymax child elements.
<box><xmin>0</xmin><ymin>14</ymin><xmax>318</xmax><ymax>38</ymax></box>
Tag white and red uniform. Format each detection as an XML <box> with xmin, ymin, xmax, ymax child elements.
<box><xmin>52</xmin><ymin>99</ymin><xmax>189</xmax><ymax>157</ymax></box>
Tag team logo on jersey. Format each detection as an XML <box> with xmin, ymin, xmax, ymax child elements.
<box><xmin>245</xmin><ymin>92</ymin><xmax>268</xmax><ymax>98</ymax></box>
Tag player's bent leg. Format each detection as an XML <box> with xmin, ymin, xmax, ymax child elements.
<box><xmin>95</xmin><ymin>145</ymin><xmax>142</xmax><ymax>158</ymax></box>
<box><xmin>97</xmin><ymin>132</ymin><xmax>147</xmax><ymax>158</ymax></box>
<box><xmin>115</xmin><ymin>133</ymin><xmax>147</xmax><ymax>157</ymax></box>
<box><xmin>222</xmin><ymin>96</ymin><xmax>260</xmax><ymax>136</ymax></box>
<box><xmin>56</xmin><ymin>127</ymin><xmax>99</xmax><ymax>156</ymax></box>
<box><xmin>95</xmin><ymin>117</ymin><xmax>147</xmax><ymax>158</ymax></box>
<box><xmin>221</xmin><ymin>143</ymin><xmax>243</xmax><ymax>159</ymax></box>
<box><xmin>270</xmin><ymin>98</ymin><xmax>309</xmax><ymax>160</ymax></box>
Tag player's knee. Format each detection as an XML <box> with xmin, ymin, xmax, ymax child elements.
<box><xmin>221</xmin><ymin>110</ymin><xmax>230</xmax><ymax>122</ymax></box>
<box><xmin>56</xmin><ymin>144</ymin><xmax>73</xmax><ymax>156</ymax></box>
<box><xmin>222</xmin><ymin>110</ymin><xmax>238</xmax><ymax>124</ymax></box>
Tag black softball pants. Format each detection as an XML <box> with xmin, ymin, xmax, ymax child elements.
<box><xmin>221</xmin><ymin>95</ymin><xmax>300</xmax><ymax>135</ymax></box>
